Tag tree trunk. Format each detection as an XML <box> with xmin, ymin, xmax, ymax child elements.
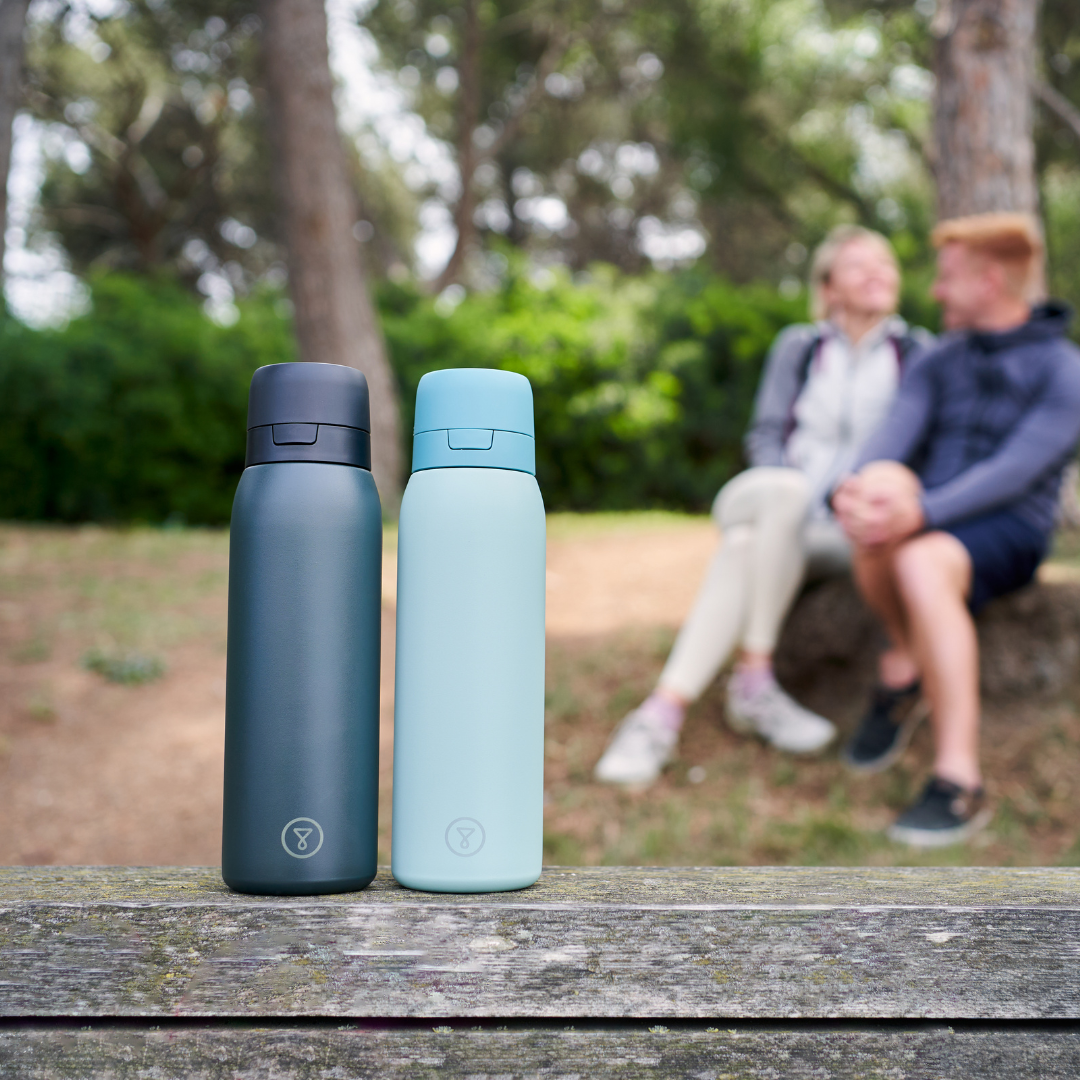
<box><xmin>434</xmin><ymin>10</ymin><xmax>570</xmax><ymax>291</ymax></box>
<box><xmin>932</xmin><ymin>0</ymin><xmax>1040</xmax><ymax>219</ymax></box>
<box><xmin>260</xmin><ymin>0</ymin><xmax>402</xmax><ymax>508</ymax></box>
<box><xmin>0</xmin><ymin>0</ymin><xmax>31</xmax><ymax>294</ymax></box>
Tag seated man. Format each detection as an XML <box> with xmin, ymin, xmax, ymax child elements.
<box><xmin>834</xmin><ymin>212</ymin><xmax>1080</xmax><ymax>847</ymax></box>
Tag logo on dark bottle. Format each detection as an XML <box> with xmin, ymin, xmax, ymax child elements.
<box><xmin>281</xmin><ymin>817</ymin><xmax>324</xmax><ymax>859</ymax></box>
<box><xmin>445</xmin><ymin>817</ymin><xmax>486</xmax><ymax>857</ymax></box>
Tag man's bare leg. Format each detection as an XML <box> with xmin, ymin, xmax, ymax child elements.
<box><xmin>891</xmin><ymin>532</ymin><xmax>980</xmax><ymax>790</ymax></box>
<box><xmin>850</xmin><ymin>542</ymin><xmax>920</xmax><ymax>689</ymax></box>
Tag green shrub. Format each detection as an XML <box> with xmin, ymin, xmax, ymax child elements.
<box><xmin>0</xmin><ymin>275</ymin><xmax>293</xmax><ymax>523</ymax></box>
<box><xmin>0</xmin><ymin>266</ymin><xmax>815</xmax><ymax>522</ymax></box>
<box><xmin>380</xmin><ymin>265</ymin><xmax>805</xmax><ymax>511</ymax></box>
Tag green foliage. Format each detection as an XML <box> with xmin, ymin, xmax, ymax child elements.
<box><xmin>361</xmin><ymin>0</ymin><xmax>947</xmax><ymax>285</ymax></box>
<box><xmin>82</xmin><ymin>647</ymin><xmax>166</xmax><ymax>685</ymax></box>
<box><xmin>1045</xmin><ymin>165</ymin><xmax>1080</xmax><ymax>324</ymax></box>
<box><xmin>0</xmin><ymin>266</ymin><xmax>811</xmax><ymax>522</ymax></box>
<box><xmin>0</xmin><ymin>275</ymin><xmax>294</xmax><ymax>524</ymax></box>
<box><xmin>23</xmin><ymin>0</ymin><xmax>418</xmax><ymax>289</ymax></box>
<box><xmin>380</xmin><ymin>263</ymin><xmax>805</xmax><ymax>510</ymax></box>
<box><xmin>26</xmin><ymin>2</ymin><xmax>275</xmax><ymax>285</ymax></box>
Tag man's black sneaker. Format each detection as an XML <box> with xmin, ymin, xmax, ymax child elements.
<box><xmin>888</xmin><ymin>776</ymin><xmax>992</xmax><ymax>848</ymax></box>
<box><xmin>842</xmin><ymin>681</ymin><xmax>927</xmax><ymax>774</ymax></box>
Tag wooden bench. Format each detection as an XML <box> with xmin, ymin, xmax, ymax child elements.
<box><xmin>2</xmin><ymin>865</ymin><xmax>1080</xmax><ymax>1076</ymax></box>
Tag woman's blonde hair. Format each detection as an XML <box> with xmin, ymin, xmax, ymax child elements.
<box><xmin>808</xmin><ymin>224</ymin><xmax>898</xmax><ymax>322</ymax></box>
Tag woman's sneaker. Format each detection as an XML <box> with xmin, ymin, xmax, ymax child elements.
<box><xmin>725</xmin><ymin>677</ymin><xmax>836</xmax><ymax>755</ymax></box>
<box><xmin>594</xmin><ymin>707</ymin><xmax>679</xmax><ymax>787</ymax></box>
<box><xmin>888</xmin><ymin>776</ymin><xmax>991</xmax><ymax>847</ymax></box>
<box><xmin>842</xmin><ymin>682</ymin><xmax>928</xmax><ymax>774</ymax></box>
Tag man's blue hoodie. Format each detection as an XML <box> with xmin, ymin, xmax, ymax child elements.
<box><xmin>854</xmin><ymin>301</ymin><xmax>1080</xmax><ymax>535</ymax></box>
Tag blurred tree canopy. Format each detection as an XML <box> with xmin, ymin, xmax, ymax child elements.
<box><xmin>14</xmin><ymin>0</ymin><xmax>1080</xmax><ymax>312</ymax></box>
<box><xmin>355</xmin><ymin>0</ymin><xmax>1080</xmax><ymax>305</ymax></box>
<box><xmin>25</xmin><ymin>0</ymin><xmax>276</xmax><ymax>290</ymax></box>
<box><xmin>20</xmin><ymin>0</ymin><xmax>418</xmax><ymax>306</ymax></box>
<box><xmin>362</xmin><ymin>0</ymin><xmax>938</xmax><ymax>285</ymax></box>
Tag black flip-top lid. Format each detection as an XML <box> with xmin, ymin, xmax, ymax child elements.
<box><xmin>244</xmin><ymin>362</ymin><xmax>371</xmax><ymax>470</ymax></box>
<box><xmin>247</xmin><ymin>362</ymin><xmax>370</xmax><ymax>431</ymax></box>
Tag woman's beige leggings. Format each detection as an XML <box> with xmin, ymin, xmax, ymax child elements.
<box><xmin>658</xmin><ymin>467</ymin><xmax>851</xmax><ymax>702</ymax></box>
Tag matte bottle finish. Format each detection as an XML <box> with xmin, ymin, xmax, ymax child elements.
<box><xmin>223</xmin><ymin>463</ymin><xmax>382</xmax><ymax>894</ymax></box>
<box><xmin>392</xmin><ymin>370</ymin><xmax>545</xmax><ymax>893</ymax></box>
<box><xmin>222</xmin><ymin>364</ymin><xmax>381</xmax><ymax>895</ymax></box>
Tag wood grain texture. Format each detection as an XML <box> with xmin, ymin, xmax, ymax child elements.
<box><xmin>3</xmin><ymin>866</ymin><xmax>1080</xmax><ymax>1020</ymax></box>
<box><xmin>2</xmin><ymin>1024</ymin><xmax>1080</xmax><ymax>1079</ymax></box>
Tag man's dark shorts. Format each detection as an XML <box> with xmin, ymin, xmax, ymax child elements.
<box><xmin>939</xmin><ymin>510</ymin><xmax>1048</xmax><ymax>613</ymax></box>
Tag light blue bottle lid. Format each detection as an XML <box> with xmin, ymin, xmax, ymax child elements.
<box><xmin>411</xmin><ymin>368</ymin><xmax>535</xmax><ymax>474</ymax></box>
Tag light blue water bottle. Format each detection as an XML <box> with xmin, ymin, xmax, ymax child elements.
<box><xmin>392</xmin><ymin>368</ymin><xmax>545</xmax><ymax>893</ymax></box>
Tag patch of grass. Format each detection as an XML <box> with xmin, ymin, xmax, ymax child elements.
<box><xmin>1050</xmin><ymin>525</ymin><xmax>1080</xmax><ymax>568</ymax></box>
<box><xmin>771</xmin><ymin>758</ymin><xmax>798</xmax><ymax>788</ymax></box>
<box><xmin>545</xmin><ymin>682</ymin><xmax>580</xmax><ymax>722</ymax></box>
<box><xmin>546</xmin><ymin>511</ymin><xmax>708</xmax><ymax>542</ymax></box>
<box><xmin>543</xmin><ymin>830</ymin><xmax>584</xmax><ymax>864</ymax></box>
<box><xmin>543</xmin><ymin>595</ymin><xmax>1080</xmax><ymax>867</ymax></box>
<box><xmin>82</xmin><ymin>648</ymin><xmax>166</xmax><ymax>686</ymax></box>
<box><xmin>0</xmin><ymin>524</ymin><xmax>232</xmax><ymax>664</ymax></box>
<box><xmin>10</xmin><ymin>632</ymin><xmax>51</xmax><ymax>663</ymax></box>
<box><xmin>1057</xmin><ymin>831</ymin><xmax>1080</xmax><ymax>866</ymax></box>
<box><xmin>25</xmin><ymin>691</ymin><xmax>56</xmax><ymax>723</ymax></box>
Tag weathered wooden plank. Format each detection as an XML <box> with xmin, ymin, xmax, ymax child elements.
<box><xmin>2</xmin><ymin>1024</ymin><xmax>1080</xmax><ymax>1079</ymax></box>
<box><xmin>3</xmin><ymin>866</ymin><xmax>1080</xmax><ymax>1019</ymax></box>
<box><xmin>5</xmin><ymin>864</ymin><xmax>1080</xmax><ymax>905</ymax></box>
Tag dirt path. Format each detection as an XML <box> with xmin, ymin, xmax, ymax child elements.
<box><xmin>0</xmin><ymin>520</ymin><xmax>717</xmax><ymax>865</ymax></box>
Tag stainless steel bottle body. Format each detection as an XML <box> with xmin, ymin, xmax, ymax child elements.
<box><xmin>222</xmin><ymin>460</ymin><xmax>382</xmax><ymax>894</ymax></box>
<box><xmin>391</xmin><ymin>466</ymin><xmax>545</xmax><ymax>892</ymax></box>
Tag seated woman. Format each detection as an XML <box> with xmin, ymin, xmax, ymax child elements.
<box><xmin>595</xmin><ymin>225</ymin><xmax>933</xmax><ymax>787</ymax></box>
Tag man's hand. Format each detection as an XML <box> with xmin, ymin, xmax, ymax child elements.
<box><xmin>833</xmin><ymin>462</ymin><xmax>924</xmax><ymax>547</ymax></box>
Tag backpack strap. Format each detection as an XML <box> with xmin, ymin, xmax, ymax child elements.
<box><xmin>891</xmin><ymin>332</ymin><xmax>920</xmax><ymax>371</ymax></box>
<box><xmin>796</xmin><ymin>333</ymin><xmax>823</xmax><ymax>387</ymax></box>
<box><xmin>783</xmin><ymin>333</ymin><xmax>823</xmax><ymax>445</ymax></box>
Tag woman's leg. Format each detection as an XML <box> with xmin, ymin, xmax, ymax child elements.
<box><xmin>659</xmin><ymin>466</ymin><xmax>813</xmax><ymax>700</ymax></box>
<box><xmin>738</xmin><ymin>471</ymin><xmax>815</xmax><ymax>656</ymax></box>
<box><xmin>714</xmin><ymin>474</ymin><xmax>836</xmax><ymax>754</ymax></box>
<box><xmin>655</xmin><ymin>524</ymin><xmax>754</xmax><ymax>702</ymax></box>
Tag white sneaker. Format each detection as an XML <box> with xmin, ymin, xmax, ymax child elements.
<box><xmin>726</xmin><ymin>679</ymin><xmax>836</xmax><ymax>755</ymax></box>
<box><xmin>594</xmin><ymin>708</ymin><xmax>679</xmax><ymax>787</ymax></box>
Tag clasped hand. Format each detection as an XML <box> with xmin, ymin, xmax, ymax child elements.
<box><xmin>833</xmin><ymin>461</ymin><xmax>925</xmax><ymax>548</ymax></box>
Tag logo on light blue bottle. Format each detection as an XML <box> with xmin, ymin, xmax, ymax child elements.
<box><xmin>281</xmin><ymin>817</ymin><xmax>324</xmax><ymax>859</ymax></box>
<box><xmin>445</xmin><ymin>817</ymin><xmax>486</xmax><ymax>857</ymax></box>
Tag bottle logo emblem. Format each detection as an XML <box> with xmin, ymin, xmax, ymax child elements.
<box><xmin>445</xmin><ymin>817</ymin><xmax>486</xmax><ymax>857</ymax></box>
<box><xmin>281</xmin><ymin>817</ymin><xmax>324</xmax><ymax>859</ymax></box>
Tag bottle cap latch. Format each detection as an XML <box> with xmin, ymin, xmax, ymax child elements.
<box><xmin>447</xmin><ymin>428</ymin><xmax>494</xmax><ymax>450</ymax></box>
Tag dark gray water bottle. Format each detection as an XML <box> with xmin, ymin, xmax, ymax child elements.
<box><xmin>222</xmin><ymin>362</ymin><xmax>382</xmax><ymax>895</ymax></box>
